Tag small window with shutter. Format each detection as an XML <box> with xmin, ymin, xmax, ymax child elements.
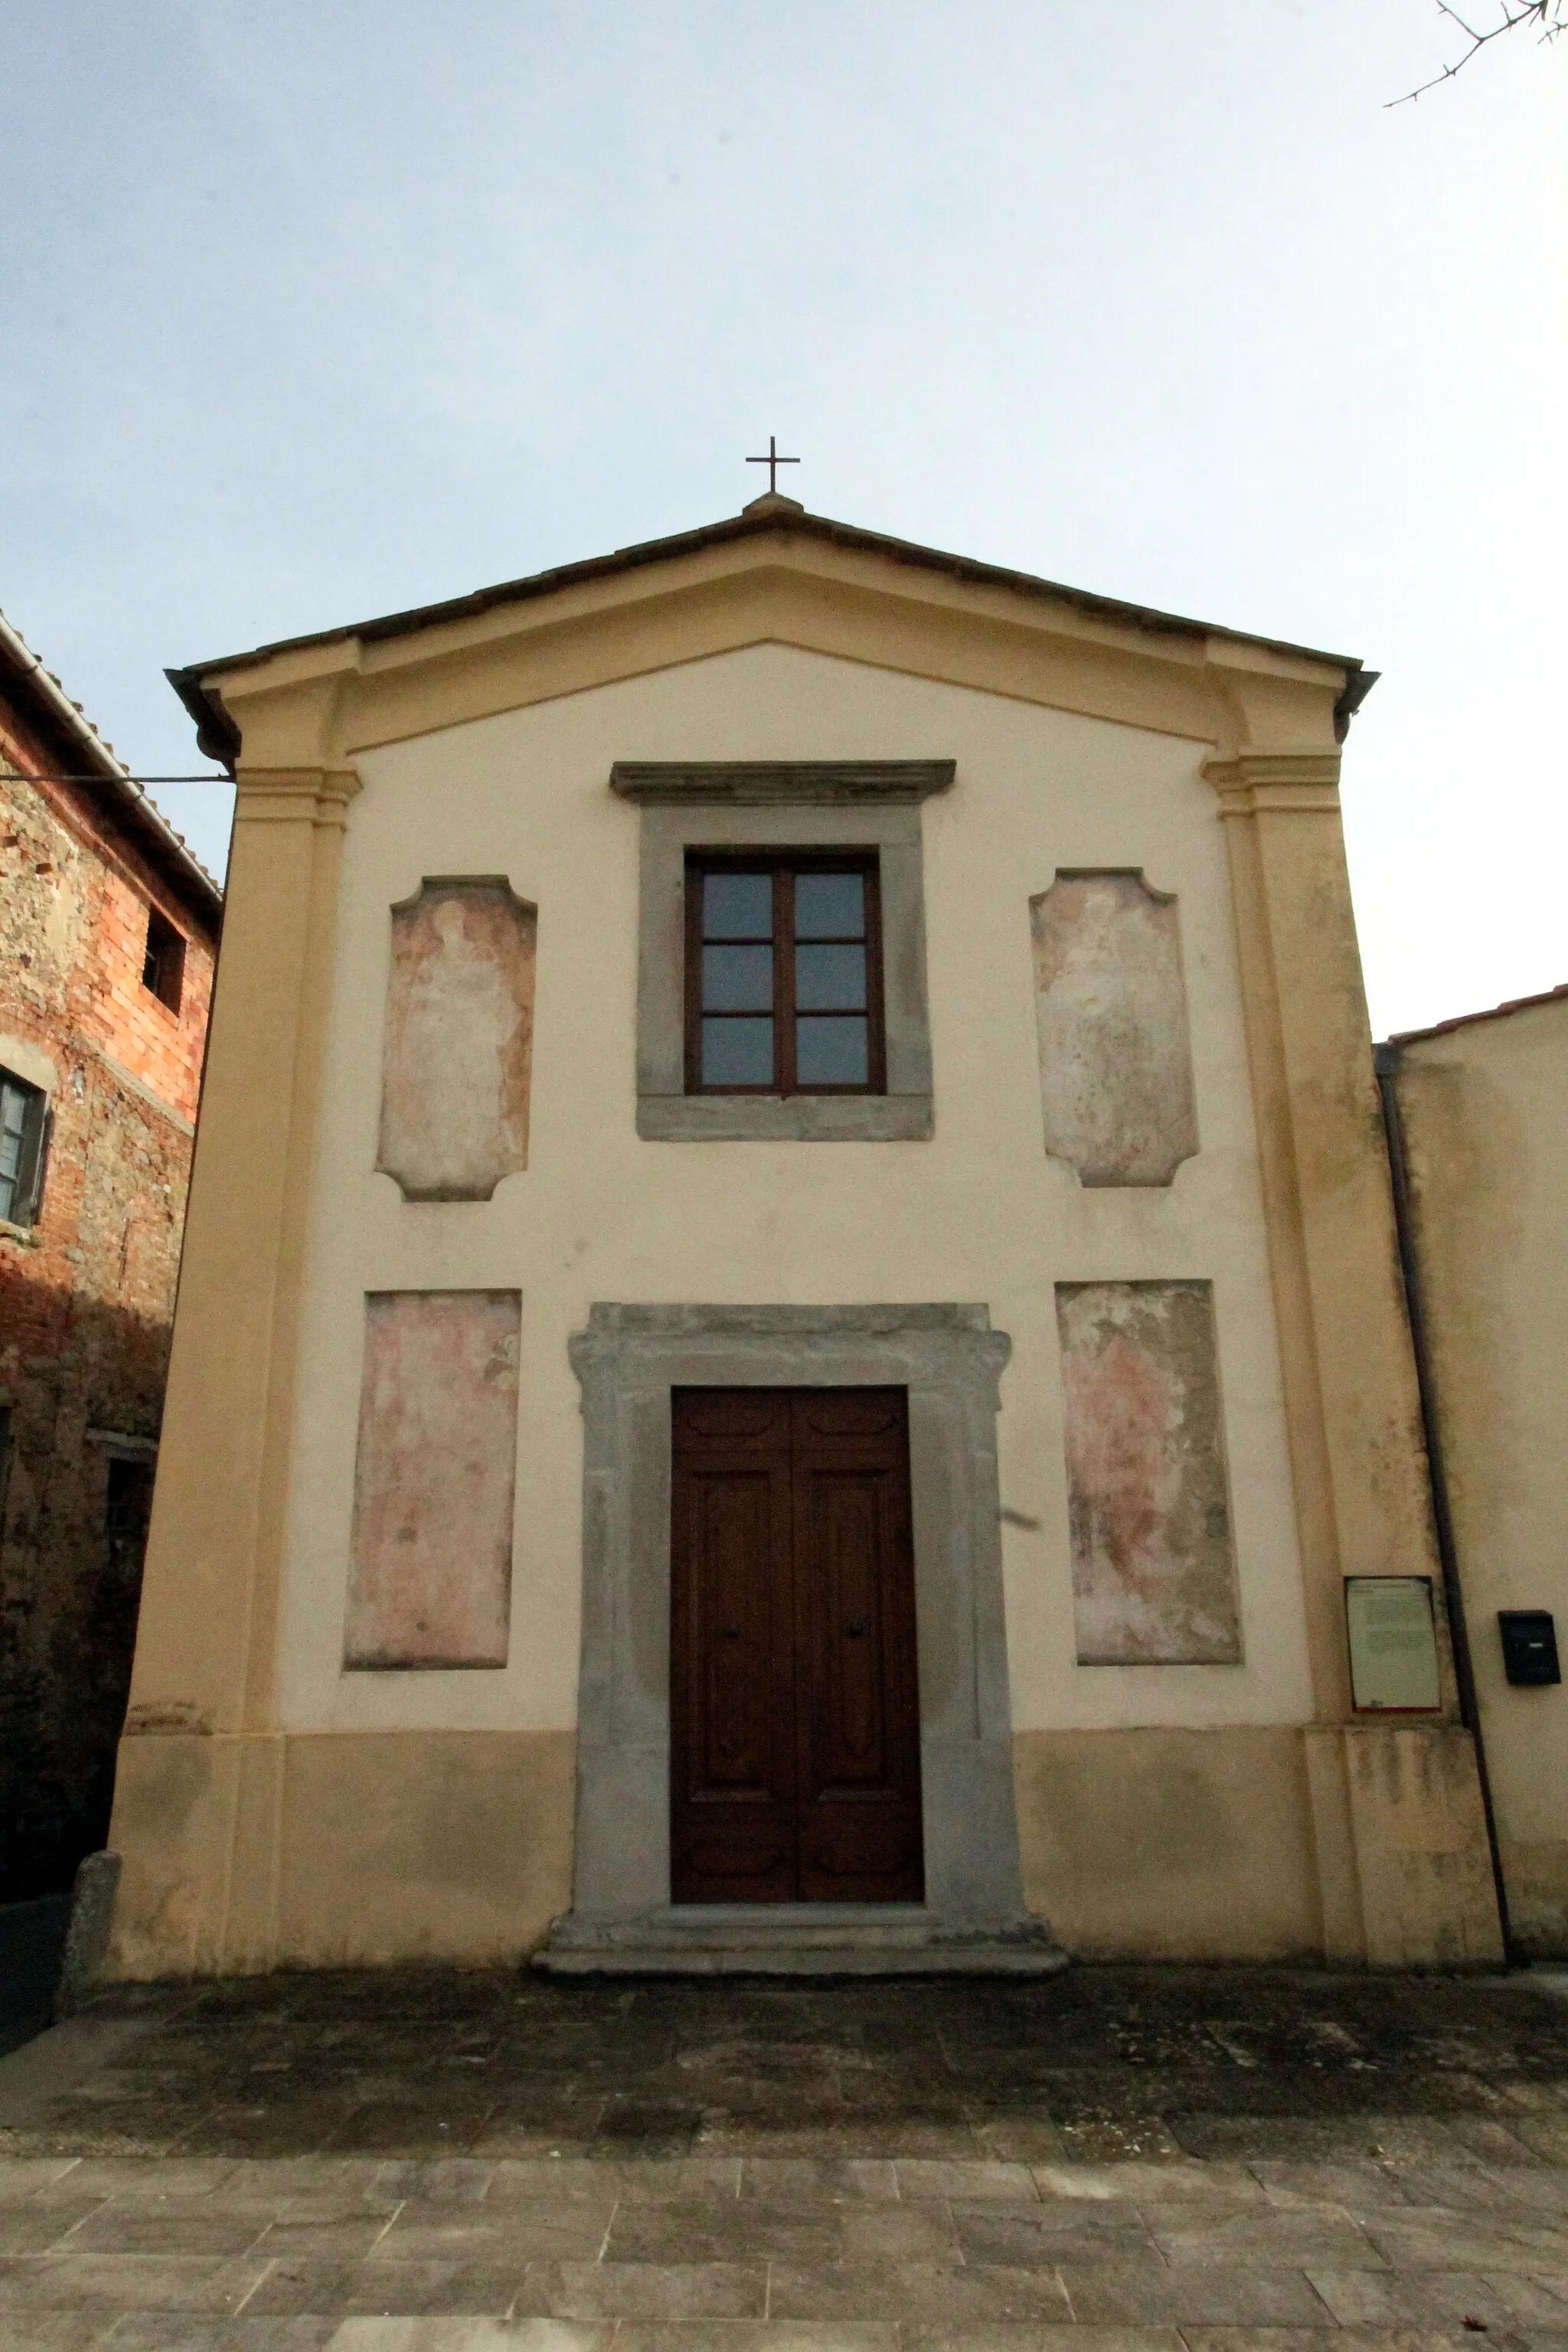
<box><xmin>0</xmin><ymin>1070</ymin><xmax>49</xmax><ymax>1229</ymax></box>
<box><xmin>142</xmin><ymin>906</ymin><xmax>185</xmax><ymax>1014</ymax></box>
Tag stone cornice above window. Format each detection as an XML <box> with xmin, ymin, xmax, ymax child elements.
<box><xmin>610</xmin><ymin>760</ymin><xmax>956</xmax><ymax>805</ymax></box>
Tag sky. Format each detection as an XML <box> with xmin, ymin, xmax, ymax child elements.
<box><xmin>2</xmin><ymin>0</ymin><xmax>1563</xmax><ymax>1037</ymax></box>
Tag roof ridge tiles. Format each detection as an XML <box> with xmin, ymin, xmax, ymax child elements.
<box><xmin>1</xmin><ymin>603</ymin><xmax>224</xmax><ymax>916</ymax></box>
<box><xmin>1387</xmin><ymin>979</ymin><xmax>1568</xmax><ymax>1046</ymax></box>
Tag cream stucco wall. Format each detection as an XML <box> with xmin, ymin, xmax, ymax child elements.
<box><xmin>1394</xmin><ymin>995</ymin><xmax>1568</xmax><ymax>1955</ymax></box>
<box><xmin>276</xmin><ymin>643</ymin><xmax>1312</xmax><ymax>1744</ymax></box>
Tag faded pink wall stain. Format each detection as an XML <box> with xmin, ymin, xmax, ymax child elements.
<box><xmin>1031</xmin><ymin>872</ymin><xmax>1198</xmax><ymax>1187</ymax></box>
<box><xmin>1056</xmin><ymin>1280</ymin><xmax>1241</xmax><ymax>1664</ymax></box>
<box><xmin>377</xmin><ymin>879</ymin><xmax>537</xmax><ymax>1201</ymax></box>
<box><xmin>345</xmin><ymin>1289</ymin><xmax>520</xmax><ymax>1670</ymax></box>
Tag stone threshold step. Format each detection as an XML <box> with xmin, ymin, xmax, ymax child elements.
<box><xmin>535</xmin><ymin>1905</ymin><xmax>1068</xmax><ymax>1978</ymax></box>
<box><xmin>537</xmin><ymin>1941</ymin><xmax>1068</xmax><ymax>1976</ymax></box>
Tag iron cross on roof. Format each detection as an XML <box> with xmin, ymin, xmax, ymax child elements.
<box><xmin>746</xmin><ymin>436</ymin><xmax>799</xmax><ymax>496</ymax></box>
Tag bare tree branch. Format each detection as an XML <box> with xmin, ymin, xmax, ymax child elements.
<box><xmin>1390</xmin><ymin>0</ymin><xmax>1566</xmax><ymax>105</ymax></box>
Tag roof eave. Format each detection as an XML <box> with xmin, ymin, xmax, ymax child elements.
<box><xmin>166</xmin><ymin>664</ymin><xmax>242</xmax><ymax>776</ymax></box>
<box><xmin>0</xmin><ymin>608</ymin><xmax>224</xmax><ymax>922</ymax></box>
<box><xmin>172</xmin><ymin>504</ymin><xmax>1373</xmax><ymax>704</ymax></box>
<box><xmin>1384</xmin><ymin>980</ymin><xmax>1568</xmax><ymax>1049</ymax></box>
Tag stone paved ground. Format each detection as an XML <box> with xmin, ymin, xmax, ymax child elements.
<box><xmin>3</xmin><ymin>1965</ymin><xmax>1568</xmax><ymax>2350</ymax></box>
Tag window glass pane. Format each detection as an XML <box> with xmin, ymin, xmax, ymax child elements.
<box><xmin>795</xmin><ymin>942</ymin><xmax>866</xmax><ymax>1011</ymax></box>
<box><xmin>795</xmin><ymin>872</ymin><xmax>864</xmax><ymax>939</ymax></box>
<box><xmin>703</xmin><ymin>943</ymin><xmax>773</xmax><ymax>1011</ymax></box>
<box><xmin>704</xmin><ymin>872</ymin><xmax>773</xmax><ymax>939</ymax></box>
<box><xmin>702</xmin><ymin>1017</ymin><xmax>774</xmax><ymax>1085</ymax></box>
<box><xmin>796</xmin><ymin>1016</ymin><xmax>868</xmax><ymax>1086</ymax></box>
<box><xmin>0</xmin><ymin>1083</ymin><xmax>28</xmax><ymax>1221</ymax></box>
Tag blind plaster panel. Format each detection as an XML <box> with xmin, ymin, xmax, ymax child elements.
<box><xmin>376</xmin><ymin>879</ymin><xmax>537</xmax><ymax>1200</ymax></box>
<box><xmin>1031</xmin><ymin>871</ymin><xmax>1198</xmax><ymax>1187</ymax></box>
<box><xmin>345</xmin><ymin>1289</ymin><xmax>521</xmax><ymax>1670</ymax></box>
<box><xmin>1056</xmin><ymin>1279</ymin><xmax>1242</xmax><ymax>1666</ymax></box>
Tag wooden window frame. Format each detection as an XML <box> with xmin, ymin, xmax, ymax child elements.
<box><xmin>684</xmin><ymin>851</ymin><xmax>887</xmax><ymax>1099</ymax></box>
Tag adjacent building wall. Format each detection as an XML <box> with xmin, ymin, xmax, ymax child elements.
<box><xmin>1387</xmin><ymin>989</ymin><xmax>1568</xmax><ymax>1956</ymax></box>
<box><xmin>0</xmin><ymin>650</ymin><xmax>220</xmax><ymax>1903</ymax></box>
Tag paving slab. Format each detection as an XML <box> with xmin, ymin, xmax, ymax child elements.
<box><xmin>0</xmin><ymin>1966</ymin><xmax>1566</xmax><ymax>2343</ymax></box>
<box><xmin>106</xmin><ymin>2324</ymin><xmax>338</xmax><ymax>2350</ymax></box>
<box><xmin>0</xmin><ymin>2311</ymin><xmax>121</xmax><ymax>2351</ymax></box>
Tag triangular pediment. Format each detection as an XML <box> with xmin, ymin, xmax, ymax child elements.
<box><xmin>173</xmin><ymin>504</ymin><xmax>1368</xmax><ymax>772</ymax></box>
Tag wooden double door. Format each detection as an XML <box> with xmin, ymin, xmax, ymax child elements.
<box><xmin>671</xmin><ymin>1387</ymin><xmax>925</xmax><ymax>1904</ymax></box>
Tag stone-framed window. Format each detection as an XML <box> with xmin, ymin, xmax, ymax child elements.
<box><xmin>612</xmin><ymin>761</ymin><xmax>953</xmax><ymax>1142</ymax></box>
<box><xmin>0</xmin><ymin>1066</ymin><xmax>50</xmax><ymax>1230</ymax></box>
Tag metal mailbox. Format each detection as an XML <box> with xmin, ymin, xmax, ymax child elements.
<box><xmin>1498</xmin><ymin>1610</ymin><xmax>1561</xmax><ymax>1687</ymax></box>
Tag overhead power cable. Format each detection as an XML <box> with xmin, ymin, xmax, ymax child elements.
<box><xmin>9</xmin><ymin>773</ymin><xmax>233</xmax><ymax>785</ymax></box>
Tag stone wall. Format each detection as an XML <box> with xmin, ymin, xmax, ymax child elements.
<box><xmin>0</xmin><ymin>691</ymin><xmax>217</xmax><ymax>1901</ymax></box>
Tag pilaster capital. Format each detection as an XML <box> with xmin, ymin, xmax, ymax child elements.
<box><xmin>1203</xmin><ymin>751</ymin><xmax>1341</xmax><ymax>818</ymax></box>
<box><xmin>233</xmin><ymin>766</ymin><xmax>364</xmax><ymax>828</ymax></box>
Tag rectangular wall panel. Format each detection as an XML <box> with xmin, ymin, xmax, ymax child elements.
<box><xmin>1031</xmin><ymin>872</ymin><xmax>1198</xmax><ymax>1187</ymax></box>
<box><xmin>377</xmin><ymin>879</ymin><xmax>537</xmax><ymax>1200</ymax></box>
<box><xmin>1056</xmin><ymin>1279</ymin><xmax>1241</xmax><ymax>1664</ymax></box>
<box><xmin>345</xmin><ymin>1289</ymin><xmax>520</xmax><ymax>1669</ymax></box>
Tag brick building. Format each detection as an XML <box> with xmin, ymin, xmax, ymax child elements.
<box><xmin>0</xmin><ymin>608</ymin><xmax>222</xmax><ymax>1905</ymax></box>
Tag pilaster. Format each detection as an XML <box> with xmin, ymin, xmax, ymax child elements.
<box><xmin>1207</xmin><ymin>750</ymin><xmax>1502</xmax><ymax>1965</ymax></box>
<box><xmin>107</xmin><ymin>765</ymin><xmax>359</xmax><ymax>1978</ymax></box>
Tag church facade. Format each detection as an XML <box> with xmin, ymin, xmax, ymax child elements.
<box><xmin>106</xmin><ymin>494</ymin><xmax>1504</xmax><ymax>1977</ymax></box>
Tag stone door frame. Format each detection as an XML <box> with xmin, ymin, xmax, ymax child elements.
<box><xmin>564</xmin><ymin>1303</ymin><xmax>1031</xmax><ymax>1933</ymax></box>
